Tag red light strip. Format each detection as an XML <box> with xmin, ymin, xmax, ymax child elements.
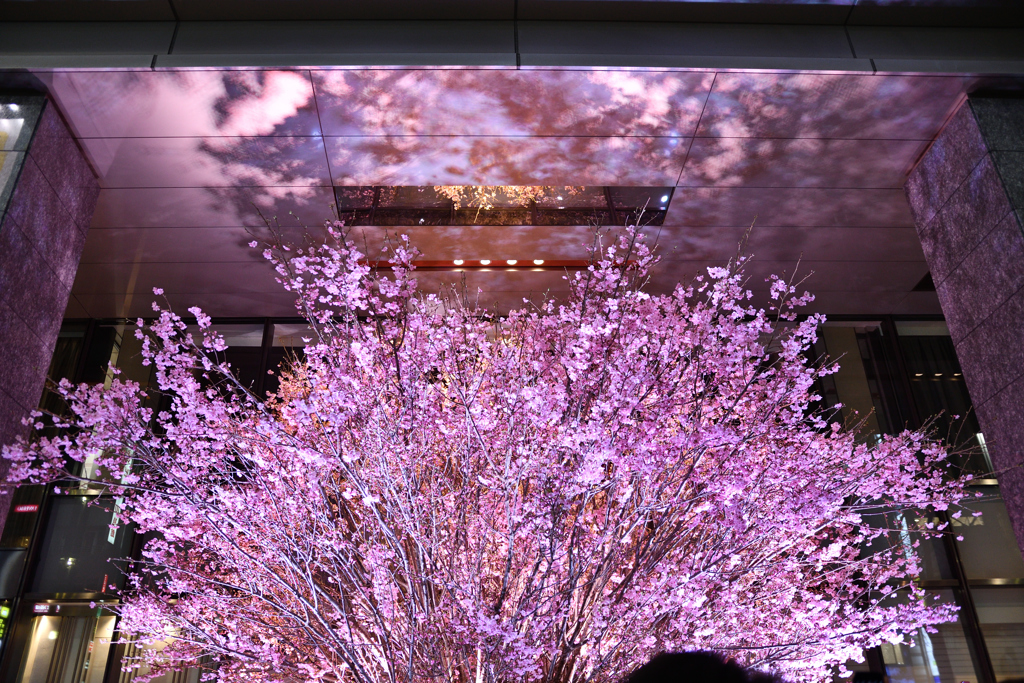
<box><xmin>360</xmin><ymin>260</ymin><xmax>593</xmax><ymax>271</ymax></box>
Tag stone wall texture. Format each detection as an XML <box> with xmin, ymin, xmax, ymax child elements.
<box><xmin>0</xmin><ymin>97</ymin><xmax>98</xmax><ymax>531</ymax></box>
<box><xmin>906</xmin><ymin>95</ymin><xmax>1024</xmax><ymax>553</ymax></box>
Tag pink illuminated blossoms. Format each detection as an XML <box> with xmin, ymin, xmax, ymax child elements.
<box><xmin>3</xmin><ymin>224</ymin><xmax>970</xmax><ymax>683</ymax></box>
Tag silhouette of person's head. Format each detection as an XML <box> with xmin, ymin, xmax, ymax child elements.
<box><xmin>624</xmin><ymin>652</ymin><xmax>780</xmax><ymax>683</ymax></box>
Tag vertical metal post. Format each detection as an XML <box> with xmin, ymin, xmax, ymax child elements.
<box><xmin>370</xmin><ymin>186</ymin><xmax>381</xmax><ymax>225</ymax></box>
<box><xmin>256</xmin><ymin>319</ymin><xmax>273</xmax><ymax>397</ymax></box>
<box><xmin>603</xmin><ymin>186</ymin><xmax>619</xmax><ymax>225</ymax></box>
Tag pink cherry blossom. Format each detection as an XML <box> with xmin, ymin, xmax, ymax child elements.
<box><xmin>2</xmin><ymin>223</ymin><xmax>970</xmax><ymax>683</ymax></box>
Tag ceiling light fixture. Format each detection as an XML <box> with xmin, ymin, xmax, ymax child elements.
<box><xmin>453</xmin><ymin>259</ymin><xmax>464</xmax><ymax>266</ymax></box>
<box><xmin>479</xmin><ymin>259</ymin><xmax>491</xmax><ymax>266</ymax></box>
<box><xmin>660</xmin><ymin>195</ymin><xmax>669</xmax><ymax>203</ymax></box>
<box><xmin>556</xmin><ymin>196</ymin><xmax>564</xmax><ymax>201</ymax></box>
<box><xmin>507</xmin><ymin>259</ymin><xmax>518</xmax><ymax>265</ymax></box>
<box><xmin>533</xmin><ymin>259</ymin><xmax>545</xmax><ymax>265</ymax></box>
<box><xmin>8</xmin><ymin>103</ymin><xmax>19</xmax><ymax>113</ymax></box>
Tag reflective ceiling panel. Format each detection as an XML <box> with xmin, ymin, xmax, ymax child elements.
<box><xmin>28</xmin><ymin>66</ymin><xmax>981</xmax><ymax>318</ymax></box>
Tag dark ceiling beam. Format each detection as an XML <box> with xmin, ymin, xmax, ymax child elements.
<box><xmin>0</xmin><ymin>0</ymin><xmax>1023</xmax><ymax>26</ymax></box>
<box><xmin>1</xmin><ymin>21</ymin><xmax>1024</xmax><ymax>74</ymax></box>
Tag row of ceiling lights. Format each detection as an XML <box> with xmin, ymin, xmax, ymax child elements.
<box><xmin>363</xmin><ymin>258</ymin><xmax>600</xmax><ymax>271</ymax></box>
<box><xmin>453</xmin><ymin>259</ymin><xmax>545</xmax><ymax>266</ymax></box>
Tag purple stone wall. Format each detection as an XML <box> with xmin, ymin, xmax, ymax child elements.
<box><xmin>906</xmin><ymin>96</ymin><xmax>1024</xmax><ymax>553</ymax></box>
<box><xmin>0</xmin><ymin>98</ymin><xmax>98</xmax><ymax>531</ymax></box>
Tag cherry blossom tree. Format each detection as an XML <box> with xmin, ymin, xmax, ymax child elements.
<box><xmin>3</xmin><ymin>225</ymin><xmax>971</xmax><ymax>683</ymax></box>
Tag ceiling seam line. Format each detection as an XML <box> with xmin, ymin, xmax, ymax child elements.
<box><xmin>168</xmin><ymin>20</ymin><xmax>181</xmax><ymax>56</ymax></box>
<box><xmin>95</xmin><ymin>186</ymin><xmax>914</xmax><ymax>191</ymax></box>
<box><xmin>676</xmin><ymin>72</ymin><xmax>717</xmax><ymax>186</ymax></box>
<box><xmin>308</xmin><ymin>70</ymin><xmax>335</xmax><ymax>189</ymax></box>
<box><xmin>73</xmin><ymin>135</ymin><xmax>939</xmax><ymax>141</ymax></box>
<box><xmin>77</xmin><ymin>259</ymin><xmax>935</xmax><ymax>265</ymax></box>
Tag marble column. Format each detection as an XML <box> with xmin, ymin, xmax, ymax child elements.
<box><xmin>0</xmin><ymin>94</ymin><xmax>99</xmax><ymax>531</ymax></box>
<box><xmin>905</xmin><ymin>95</ymin><xmax>1024</xmax><ymax>553</ymax></box>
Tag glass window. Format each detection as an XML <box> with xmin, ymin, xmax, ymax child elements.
<box><xmin>954</xmin><ymin>489</ymin><xmax>1024</xmax><ymax>580</ymax></box>
<box><xmin>184</xmin><ymin>323</ymin><xmax>264</xmax><ymax>349</ymax></box>
<box><xmin>608</xmin><ymin>186</ymin><xmax>673</xmax><ymax>210</ymax></box>
<box><xmin>185</xmin><ymin>322</ymin><xmax>266</xmax><ymax>392</ymax></box>
<box><xmin>38</xmin><ymin>323</ymin><xmax>87</xmax><ymax>421</ymax></box>
<box><xmin>896</xmin><ymin>327</ymin><xmax>986</xmax><ymax>473</ymax></box>
<box><xmin>119</xmin><ymin>635</ymin><xmax>208</xmax><ymax>683</ymax></box>
<box><xmin>895</xmin><ymin>321</ymin><xmax>950</xmax><ymax>337</ymax></box>
<box><xmin>971</xmin><ymin>587</ymin><xmax>1024</xmax><ymax>682</ymax></box>
<box><xmin>271</xmin><ymin>323</ymin><xmax>313</xmax><ymax>349</ymax></box>
<box><xmin>861</xmin><ymin>510</ymin><xmax>955</xmax><ymax>581</ymax></box>
<box><xmin>0</xmin><ymin>97</ymin><xmax>44</xmax><ymax>152</ymax></box>
<box><xmin>376</xmin><ymin>186</ymin><xmax>452</xmax><ymax>209</ymax></box>
<box><xmin>0</xmin><ymin>96</ymin><xmax>45</xmax><ymax>217</ymax></box>
<box><xmin>333</xmin><ymin>185</ymin><xmax>670</xmax><ymax>226</ymax></box>
<box><xmin>32</xmin><ymin>497</ymin><xmax>135</xmax><ymax>595</ymax></box>
<box><xmin>817</xmin><ymin>325</ymin><xmax>885</xmax><ymax>439</ymax></box>
<box><xmin>82</xmin><ymin>323</ymin><xmax>157</xmax><ymax>392</ymax></box>
<box><xmin>0</xmin><ymin>550</ymin><xmax>27</xmax><ymax>599</ymax></box>
<box><xmin>881</xmin><ymin>590</ymin><xmax>982</xmax><ymax>683</ymax></box>
<box><xmin>0</xmin><ymin>486</ymin><xmax>44</xmax><ymax>549</ymax></box>
<box><xmin>265</xmin><ymin>322</ymin><xmax>312</xmax><ymax>396</ymax></box>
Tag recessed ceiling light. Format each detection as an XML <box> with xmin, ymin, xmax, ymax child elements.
<box><xmin>558</xmin><ymin>206</ymin><xmax>565</xmax><ymax>209</ymax></box>
<box><xmin>556</xmin><ymin>196</ymin><xmax>564</xmax><ymax>201</ymax></box>
<box><xmin>915</xmin><ymin>373</ymin><xmax>923</xmax><ymax>377</ymax></box>
<box><xmin>507</xmin><ymin>259</ymin><xmax>518</xmax><ymax>265</ymax></box>
<box><xmin>660</xmin><ymin>195</ymin><xmax>669</xmax><ymax>203</ymax></box>
<box><xmin>533</xmin><ymin>259</ymin><xmax>545</xmax><ymax>265</ymax></box>
<box><xmin>453</xmin><ymin>259</ymin><xmax>464</xmax><ymax>266</ymax></box>
<box><xmin>9</xmin><ymin>104</ymin><xmax>19</xmax><ymax>113</ymax></box>
<box><xmin>479</xmin><ymin>259</ymin><xmax>491</xmax><ymax>266</ymax></box>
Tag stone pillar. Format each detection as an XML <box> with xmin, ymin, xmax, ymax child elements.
<box><xmin>0</xmin><ymin>94</ymin><xmax>98</xmax><ymax>530</ymax></box>
<box><xmin>905</xmin><ymin>95</ymin><xmax>1024</xmax><ymax>553</ymax></box>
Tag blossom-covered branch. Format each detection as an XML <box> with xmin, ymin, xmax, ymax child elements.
<box><xmin>3</xmin><ymin>224</ymin><xmax>970</xmax><ymax>683</ymax></box>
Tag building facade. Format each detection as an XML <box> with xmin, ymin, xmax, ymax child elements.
<box><xmin>1</xmin><ymin>0</ymin><xmax>1024</xmax><ymax>681</ymax></box>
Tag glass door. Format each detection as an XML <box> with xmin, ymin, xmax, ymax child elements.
<box><xmin>17</xmin><ymin>611</ymin><xmax>115</xmax><ymax>683</ymax></box>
